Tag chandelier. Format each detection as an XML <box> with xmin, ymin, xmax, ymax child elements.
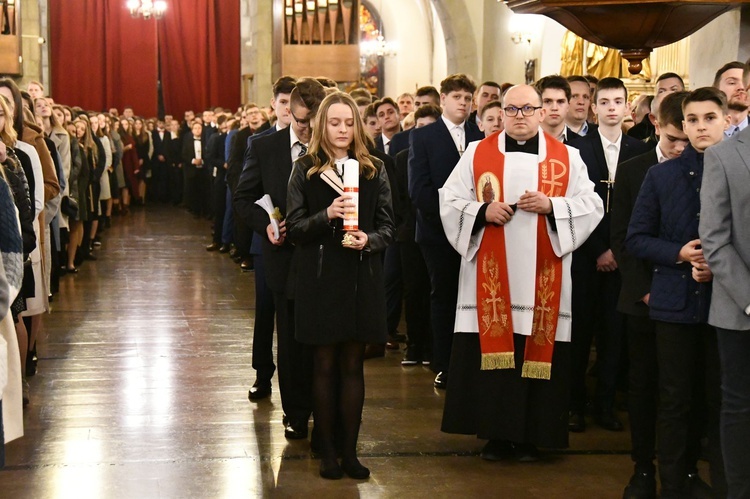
<box><xmin>126</xmin><ymin>0</ymin><xmax>167</xmax><ymax>20</ymax></box>
<box><xmin>360</xmin><ymin>31</ymin><xmax>398</xmax><ymax>58</ymax></box>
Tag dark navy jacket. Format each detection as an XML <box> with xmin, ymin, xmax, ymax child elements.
<box><xmin>625</xmin><ymin>145</ymin><xmax>712</xmax><ymax>324</ymax></box>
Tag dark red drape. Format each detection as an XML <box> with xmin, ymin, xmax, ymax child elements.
<box><xmin>50</xmin><ymin>0</ymin><xmax>240</xmax><ymax>118</ymax></box>
<box><xmin>158</xmin><ymin>0</ymin><xmax>241</xmax><ymax>118</ymax></box>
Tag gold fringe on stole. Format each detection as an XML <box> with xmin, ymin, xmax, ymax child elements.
<box><xmin>521</xmin><ymin>361</ymin><xmax>552</xmax><ymax>380</ymax></box>
<box><xmin>481</xmin><ymin>352</ymin><xmax>515</xmax><ymax>371</ymax></box>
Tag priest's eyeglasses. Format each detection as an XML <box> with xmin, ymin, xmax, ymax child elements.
<box><xmin>503</xmin><ymin>105</ymin><xmax>543</xmax><ymax>117</ymax></box>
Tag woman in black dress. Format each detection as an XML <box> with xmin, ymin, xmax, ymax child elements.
<box><xmin>286</xmin><ymin>91</ymin><xmax>394</xmax><ymax>480</ymax></box>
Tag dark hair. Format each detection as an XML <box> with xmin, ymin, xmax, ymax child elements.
<box><xmin>594</xmin><ymin>77</ymin><xmax>628</xmax><ymax>102</ymax></box>
<box><xmin>713</xmin><ymin>61</ymin><xmax>750</xmax><ymax>87</ymax></box>
<box><xmin>440</xmin><ymin>73</ymin><xmax>477</xmax><ymax>96</ymax></box>
<box><xmin>477</xmin><ymin>81</ymin><xmax>502</xmax><ymax>93</ymax></box>
<box><xmin>354</xmin><ymin>96</ymin><xmax>372</xmax><ymax>108</ymax></box>
<box><xmin>289</xmin><ymin>77</ymin><xmax>327</xmax><ymax>116</ymax></box>
<box><xmin>273</xmin><ymin>75</ymin><xmax>297</xmax><ymax>97</ymax></box>
<box><xmin>585</xmin><ymin>75</ymin><xmax>599</xmax><ymax>85</ymax></box>
<box><xmin>0</xmin><ymin>77</ymin><xmax>24</xmax><ymax>137</ymax></box>
<box><xmin>216</xmin><ymin>114</ymin><xmax>227</xmax><ymax>126</ymax></box>
<box><xmin>566</xmin><ymin>75</ymin><xmax>589</xmax><ymax>86</ymax></box>
<box><xmin>480</xmin><ymin>100</ymin><xmax>504</xmax><ymax>118</ymax></box>
<box><xmin>535</xmin><ymin>75</ymin><xmax>571</xmax><ymax>101</ymax></box>
<box><xmin>349</xmin><ymin>87</ymin><xmax>372</xmax><ymax>103</ymax></box>
<box><xmin>315</xmin><ymin>77</ymin><xmax>338</xmax><ymax>88</ymax></box>
<box><xmin>656</xmin><ymin>91</ymin><xmax>688</xmax><ymax>128</ymax></box>
<box><xmin>656</xmin><ymin>72</ymin><xmax>685</xmax><ymax>88</ymax></box>
<box><xmin>500</xmin><ymin>82</ymin><xmax>514</xmax><ymax>94</ymax></box>
<box><xmin>373</xmin><ymin>97</ymin><xmax>398</xmax><ymax>116</ymax></box>
<box><xmin>682</xmin><ymin>87</ymin><xmax>728</xmax><ymax>114</ymax></box>
<box><xmin>363</xmin><ymin>103</ymin><xmax>377</xmax><ymax>121</ymax></box>
<box><xmin>415</xmin><ymin>86</ymin><xmax>440</xmax><ymax>103</ymax></box>
<box><xmin>414</xmin><ymin>104</ymin><xmax>442</xmax><ymax>121</ymax></box>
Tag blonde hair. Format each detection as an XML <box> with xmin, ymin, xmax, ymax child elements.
<box><xmin>0</xmin><ymin>95</ymin><xmax>18</xmax><ymax>146</ymax></box>
<box><xmin>307</xmin><ymin>91</ymin><xmax>377</xmax><ymax>180</ymax></box>
<box><xmin>73</xmin><ymin>115</ymin><xmax>98</xmax><ymax>163</ymax></box>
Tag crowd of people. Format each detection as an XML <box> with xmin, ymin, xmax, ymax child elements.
<box><xmin>2</xmin><ymin>59</ymin><xmax>750</xmax><ymax>497</ymax></box>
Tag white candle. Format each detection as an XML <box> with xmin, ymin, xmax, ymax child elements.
<box><xmin>342</xmin><ymin>159</ymin><xmax>359</xmax><ymax>231</ymax></box>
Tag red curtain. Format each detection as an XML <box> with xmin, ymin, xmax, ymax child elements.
<box><xmin>50</xmin><ymin>0</ymin><xmax>240</xmax><ymax>118</ymax></box>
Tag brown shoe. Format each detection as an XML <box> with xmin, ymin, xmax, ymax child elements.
<box><xmin>206</xmin><ymin>242</ymin><xmax>221</xmax><ymax>251</ymax></box>
<box><xmin>240</xmin><ymin>258</ymin><xmax>254</xmax><ymax>272</ymax></box>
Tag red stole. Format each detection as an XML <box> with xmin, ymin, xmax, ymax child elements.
<box><xmin>473</xmin><ymin>132</ymin><xmax>571</xmax><ymax>380</ymax></box>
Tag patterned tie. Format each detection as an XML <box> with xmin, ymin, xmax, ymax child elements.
<box><xmin>298</xmin><ymin>142</ymin><xmax>308</xmax><ymax>157</ymax></box>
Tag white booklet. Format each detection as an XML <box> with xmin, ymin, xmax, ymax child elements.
<box><xmin>254</xmin><ymin>194</ymin><xmax>281</xmax><ymax>240</ymax></box>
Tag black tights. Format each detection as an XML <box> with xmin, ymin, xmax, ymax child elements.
<box><xmin>313</xmin><ymin>341</ymin><xmax>366</xmax><ymax>464</ymax></box>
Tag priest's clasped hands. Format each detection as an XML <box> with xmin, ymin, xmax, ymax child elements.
<box><xmin>485</xmin><ymin>190</ymin><xmax>553</xmax><ymax>225</ymax></box>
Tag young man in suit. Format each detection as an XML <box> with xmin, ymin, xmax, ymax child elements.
<box><xmin>611</xmin><ymin>91</ymin><xmax>690</xmax><ymax>498</ymax></box>
<box><xmin>233</xmin><ymin>77</ymin><xmax>326</xmax><ymax>442</ymax></box>
<box><xmin>387</xmin><ymin>87</ymin><xmax>441</xmax><ymax>158</ymax></box>
<box><xmin>569</xmin><ymin>77</ymin><xmax>651</xmax><ymax>433</ymax></box>
<box><xmin>468</xmin><ymin>81</ymin><xmax>502</xmax><ymax>128</ymax></box>
<box><xmin>535</xmin><ymin>75</ymin><xmax>580</xmax><ymax>144</ymax></box>
<box><xmin>701</xmin><ymin>93</ymin><xmax>750</xmax><ymax>499</ymax></box>
<box><xmin>151</xmin><ymin>119</ymin><xmax>169</xmax><ymax>202</ymax></box>
<box><xmin>627</xmin><ymin>87</ymin><xmax>729</xmax><ymax>499</ymax></box>
<box><xmin>408</xmin><ymin>73</ymin><xmax>484</xmax><ymax>389</ymax></box>
<box><xmin>181</xmin><ymin>120</ymin><xmax>206</xmax><ymax>218</ymax></box>
<box><xmin>566</xmin><ymin>76</ymin><xmax>597</xmax><ymax>137</ymax></box>
<box><xmin>205</xmin><ymin>115</ymin><xmax>229</xmax><ymax>252</ymax></box>
<box><xmin>713</xmin><ymin>61</ymin><xmax>750</xmax><ymax>138</ymax></box>
<box><xmin>373</xmin><ymin>97</ymin><xmax>401</xmax><ymax>155</ymax></box>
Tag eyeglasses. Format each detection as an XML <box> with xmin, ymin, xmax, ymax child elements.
<box><xmin>291</xmin><ymin>109</ymin><xmax>313</xmax><ymax>126</ymax></box>
<box><xmin>503</xmin><ymin>105</ymin><xmax>542</xmax><ymax>117</ymax></box>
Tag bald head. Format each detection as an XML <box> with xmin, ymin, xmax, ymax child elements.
<box><xmin>502</xmin><ymin>85</ymin><xmax>545</xmax><ymax>141</ymax></box>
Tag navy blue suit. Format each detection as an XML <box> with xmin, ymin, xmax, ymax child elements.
<box><xmin>387</xmin><ymin>129</ymin><xmax>411</xmax><ymax>157</ymax></box>
<box><xmin>407</xmin><ymin>117</ymin><xmax>483</xmax><ymax>375</ymax></box>
<box><xmin>569</xmin><ymin>129</ymin><xmax>651</xmax><ymax>417</ymax></box>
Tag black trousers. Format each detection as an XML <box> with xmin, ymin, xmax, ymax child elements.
<box><xmin>655</xmin><ymin>321</ymin><xmax>725</xmax><ymax>498</ymax></box>
<box><xmin>168</xmin><ymin>164</ymin><xmax>183</xmax><ymax>205</ymax></box>
<box><xmin>232</xmin><ymin>203</ymin><xmax>253</xmax><ymax>258</ymax></box>
<box><xmin>625</xmin><ymin>312</ymin><xmax>657</xmax><ymax>472</ymax></box>
<box><xmin>400</xmin><ymin>239</ymin><xmax>431</xmax><ymax>355</ymax></box>
<box><xmin>570</xmin><ymin>269</ymin><xmax>626</xmax><ymax>413</ymax></box>
<box><xmin>419</xmin><ymin>243</ymin><xmax>460</xmax><ymax>374</ymax></box>
<box><xmin>251</xmin><ymin>254</ymin><xmax>276</xmax><ymax>382</ymax></box>
<box><xmin>274</xmin><ymin>291</ymin><xmax>313</xmax><ymax>425</ymax></box>
<box><xmin>716</xmin><ymin>327</ymin><xmax>750</xmax><ymax>499</ymax></box>
<box><xmin>384</xmin><ymin>243</ymin><xmax>403</xmax><ymax>336</ymax></box>
<box><xmin>211</xmin><ymin>169</ymin><xmax>227</xmax><ymax>244</ymax></box>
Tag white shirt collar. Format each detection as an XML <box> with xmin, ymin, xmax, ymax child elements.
<box><xmin>382</xmin><ymin>134</ymin><xmax>392</xmax><ymax>146</ymax></box>
<box><xmin>441</xmin><ymin>115</ymin><xmax>465</xmax><ymax>132</ymax></box>
<box><xmin>655</xmin><ymin>143</ymin><xmax>669</xmax><ymax>164</ymax></box>
<box><xmin>289</xmin><ymin>125</ymin><xmax>303</xmax><ymax>149</ymax></box>
<box><xmin>599</xmin><ymin>131</ymin><xmax>622</xmax><ymax>151</ymax></box>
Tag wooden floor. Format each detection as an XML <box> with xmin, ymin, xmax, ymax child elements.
<box><xmin>1</xmin><ymin>204</ymin><xmax>639</xmax><ymax>498</ymax></box>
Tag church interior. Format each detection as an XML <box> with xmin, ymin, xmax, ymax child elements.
<box><xmin>1</xmin><ymin>0</ymin><xmax>750</xmax><ymax>497</ymax></box>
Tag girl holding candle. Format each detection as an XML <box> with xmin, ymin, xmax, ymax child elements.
<box><xmin>286</xmin><ymin>91</ymin><xmax>394</xmax><ymax>480</ymax></box>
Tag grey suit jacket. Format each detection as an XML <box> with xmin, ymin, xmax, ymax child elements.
<box><xmin>700</xmin><ymin>129</ymin><xmax>750</xmax><ymax>331</ymax></box>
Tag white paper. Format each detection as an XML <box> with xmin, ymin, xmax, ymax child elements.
<box><xmin>254</xmin><ymin>194</ymin><xmax>280</xmax><ymax>240</ymax></box>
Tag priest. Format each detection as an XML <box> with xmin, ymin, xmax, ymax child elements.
<box><xmin>439</xmin><ymin>85</ymin><xmax>603</xmax><ymax>461</ymax></box>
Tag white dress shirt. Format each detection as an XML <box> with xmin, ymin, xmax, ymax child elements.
<box><xmin>382</xmin><ymin>134</ymin><xmax>392</xmax><ymax>155</ymax></box>
<box><xmin>599</xmin><ymin>132</ymin><xmax>622</xmax><ymax>180</ymax></box>
<box><xmin>442</xmin><ymin>115</ymin><xmax>466</xmax><ymax>155</ymax></box>
<box><xmin>289</xmin><ymin>126</ymin><xmax>307</xmax><ymax>163</ymax></box>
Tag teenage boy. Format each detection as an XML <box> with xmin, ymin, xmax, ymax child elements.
<box><xmin>373</xmin><ymin>97</ymin><xmax>402</xmax><ymax>155</ymax></box>
<box><xmin>626</xmin><ymin>87</ymin><xmax>729</xmax><ymax>499</ymax></box>
<box><xmin>611</xmin><ymin>91</ymin><xmax>690</xmax><ymax>498</ymax></box>
<box><xmin>477</xmin><ymin>101</ymin><xmax>503</xmax><ymax>137</ymax></box>
<box><xmin>536</xmin><ymin>75</ymin><xmax>579</xmax><ymax>144</ymax></box>
<box><xmin>408</xmin><ymin>73</ymin><xmax>483</xmax><ymax>389</ymax></box>
<box><xmin>569</xmin><ymin>78</ymin><xmax>650</xmax><ymax>433</ymax></box>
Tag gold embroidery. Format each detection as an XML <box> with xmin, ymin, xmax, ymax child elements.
<box><xmin>481</xmin><ymin>252</ymin><xmax>509</xmax><ymax>337</ymax></box>
<box><xmin>531</xmin><ymin>260</ymin><xmax>557</xmax><ymax>346</ymax></box>
<box><xmin>541</xmin><ymin>159</ymin><xmax>568</xmax><ymax>197</ymax></box>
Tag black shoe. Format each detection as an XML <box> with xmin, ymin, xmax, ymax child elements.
<box><xmin>568</xmin><ymin>411</ymin><xmax>586</xmax><ymax>432</ymax></box>
<box><xmin>341</xmin><ymin>458</ymin><xmax>370</xmax><ymax>479</ymax></box>
<box><xmin>206</xmin><ymin>242</ymin><xmax>221</xmax><ymax>251</ymax></box>
<box><xmin>401</xmin><ymin>347</ymin><xmax>422</xmax><ymax>366</ymax></box>
<box><xmin>434</xmin><ymin>371</ymin><xmax>448</xmax><ymax>389</ymax></box>
<box><xmin>623</xmin><ymin>471</ymin><xmax>656</xmax><ymax>499</ymax></box>
<box><xmin>514</xmin><ymin>443</ymin><xmax>540</xmax><ymax>462</ymax></box>
<box><xmin>480</xmin><ymin>440</ymin><xmax>514</xmax><ymax>461</ymax></box>
<box><xmin>232</xmin><ymin>254</ymin><xmax>243</xmax><ymax>264</ymax></box>
<box><xmin>25</xmin><ymin>348</ymin><xmax>37</xmax><ymax>377</ymax></box>
<box><xmin>284</xmin><ymin>420</ymin><xmax>308</xmax><ymax>440</ymax></box>
<box><xmin>229</xmin><ymin>246</ymin><xmax>239</xmax><ymax>258</ymax></box>
<box><xmin>685</xmin><ymin>473</ymin><xmax>713</xmax><ymax>499</ymax></box>
<box><xmin>240</xmin><ymin>258</ymin><xmax>254</xmax><ymax>272</ymax></box>
<box><xmin>219</xmin><ymin>244</ymin><xmax>231</xmax><ymax>253</ymax></box>
<box><xmin>319</xmin><ymin>459</ymin><xmax>343</xmax><ymax>480</ymax></box>
<box><xmin>596</xmin><ymin>410</ymin><xmax>624</xmax><ymax>431</ymax></box>
<box><xmin>248</xmin><ymin>381</ymin><xmax>271</xmax><ymax>401</ymax></box>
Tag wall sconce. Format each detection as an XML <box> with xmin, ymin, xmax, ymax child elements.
<box><xmin>508</xmin><ymin>12</ymin><xmax>540</xmax><ymax>45</ymax></box>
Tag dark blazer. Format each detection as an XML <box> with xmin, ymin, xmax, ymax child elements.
<box><xmin>393</xmin><ymin>149</ymin><xmax>416</xmax><ymax>242</ymax></box>
<box><xmin>573</xmin><ymin>129</ymin><xmax>651</xmax><ymax>271</ymax></box>
<box><xmin>164</xmin><ymin>133</ymin><xmax>182</xmax><ymax>166</ymax></box>
<box><xmin>227</xmin><ymin>122</ymin><xmax>272</xmax><ymax>194</ymax></box>
<box><xmin>205</xmin><ymin>132</ymin><xmax>227</xmax><ymax>174</ymax></box>
<box><xmin>387</xmin><ymin>129</ymin><xmax>411</xmax><ymax>157</ymax></box>
<box><xmin>151</xmin><ymin>130</ymin><xmax>168</xmax><ymax>162</ymax></box>
<box><xmin>369</xmin><ymin>146</ymin><xmax>399</xmax><ymax>219</ymax></box>
<box><xmin>233</xmin><ymin>127</ymin><xmax>295</xmax><ymax>293</ymax></box>
<box><xmin>408</xmin><ymin>118</ymin><xmax>483</xmax><ymax>245</ymax></box>
<box><xmin>610</xmin><ymin>148</ymin><xmax>658</xmax><ymax>316</ymax></box>
<box><xmin>625</xmin><ymin>145</ymin><xmax>711</xmax><ymax>324</ymax></box>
